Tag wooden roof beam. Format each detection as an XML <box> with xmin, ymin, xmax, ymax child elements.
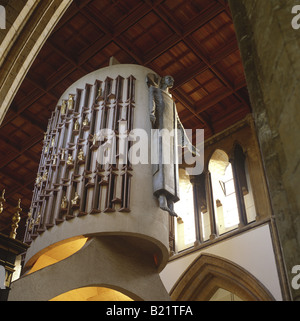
<box><xmin>18</xmin><ymin>114</ymin><xmax>46</xmax><ymax>133</ymax></box>
<box><xmin>172</xmin><ymin>89</ymin><xmax>214</xmax><ymax>135</ymax></box>
<box><xmin>209</xmin><ymin>37</ymin><xmax>238</xmax><ymax>64</ymax></box>
<box><xmin>186</xmin><ymin>35</ymin><xmax>249</xmax><ymax>110</ymax></box>
<box><xmin>0</xmin><ymin>134</ymin><xmax>42</xmax><ymax>170</ymax></box>
<box><xmin>78</xmin><ymin>2</ymin><xmax>152</xmax><ymax>65</ymax></box>
<box><xmin>51</xmin><ymin>0</ymin><xmax>94</xmax><ymax>34</ymax></box>
<box><xmin>143</xmin><ymin>2</ymin><xmax>225</xmax><ymax>64</ymax></box>
<box><xmin>181</xmin><ymin>87</ymin><xmax>238</xmax><ymax>123</ymax></box>
<box><xmin>172</xmin><ymin>61</ymin><xmax>209</xmax><ymax>89</ymax></box>
<box><xmin>2</xmin><ymin>172</ymin><xmax>36</xmax><ymax>201</ymax></box>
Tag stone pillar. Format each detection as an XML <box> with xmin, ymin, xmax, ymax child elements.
<box><xmin>228</xmin><ymin>0</ymin><xmax>300</xmax><ymax>301</ymax></box>
<box><xmin>205</xmin><ymin>170</ymin><xmax>218</xmax><ymax>240</ymax></box>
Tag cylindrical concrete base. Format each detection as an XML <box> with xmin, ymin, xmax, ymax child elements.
<box><xmin>10</xmin><ymin>236</ymin><xmax>170</xmax><ymax>301</ymax></box>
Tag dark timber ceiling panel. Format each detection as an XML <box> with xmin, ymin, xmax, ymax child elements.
<box><xmin>0</xmin><ymin>0</ymin><xmax>250</xmax><ymax>240</ymax></box>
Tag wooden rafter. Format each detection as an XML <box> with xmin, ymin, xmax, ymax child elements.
<box><xmin>0</xmin><ymin>0</ymin><xmax>251</xmax><ymax>239</ymax></box>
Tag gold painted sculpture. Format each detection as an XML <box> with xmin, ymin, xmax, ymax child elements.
<box><xmin>42</xmin><ymin>170</ymin><xmax>48</xmax><ymax>182</ymax></box>
<box><xmin>35</xmin><ymin>175</ymin><xmax>42</xmax><ymax>187</ymax></box>
<box><xmin>35</xmin><ymin>212</ymin><xmax>41</xmax><ymax>225</ymax></box>
<box><xmin>61</xmin><ymin>196</ymin><xmax>68</xmax><ymax>210</ymax></box>
<box><xmin>74</xmin><ymin>119</ymin><xmax>79</xmax><ymax>131</ymax></box>
<box><xmin>67</xmin><ymin>154</ymin><xmax>73</xmax><ymax>166</ymax></box>
<box><xmin>0</xmin><ymin>189</ymin><xmax>5</xmax><ymax>214</ymax></box>
<box><xmin>95</xmin><ymin>87</ymin><xmax>102</xmax><ymax>102</ymax></box>
<box><xmin>71</xmin><ymin>192</ymin><xmax>80</xmax><ymax>207</ymax></box>
<box><xmin>27</xmin><ymin>209</ymin><xmax>32</xmax><ymax>221</ymax></box>
<box><xmin>67</xmin><ymin>94</ymin><xmax>74</xmax><ymax>110</ymax></box>
<box><xmin>61</xmin><ymin>149</ymin><xmax>66</xmax><ymax>161</ymax></box>
<box><xmin>83</xmin><ymin>116</ymin><xmax>89</xmax><ymax>127</ymax></box>
<box><xmin>10</xmin><ymin>199</ymin><xmax>22</xmax><ymax>239</ymax></box>
<box><xmin>78</xmin><ymin>149</ymin><xmax>85</xmax><ymax>162</ymax></box>
<box><xmin>28</xmin><ymin>219</ymin><xmax>34</xmax><ymax>231</ymax></box>
<box><xmin>61</xmin><ymin>100</ymin><xmax>66</xmax><ymax>115</ymax></box>
<box><xmin>92</xmin><ymin>133</ymin><xmax>98</xmax><ymax>146</ymax></box>
<box><xmin>26</xmin><ymin>209</ymin><xmax>34</xmax><ymax>231</ymax></box>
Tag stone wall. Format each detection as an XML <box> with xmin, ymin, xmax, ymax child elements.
<box><xmin>229</xmin><ymin>0</ymin><xmax>300</xmax><ymax>300</ymax></box>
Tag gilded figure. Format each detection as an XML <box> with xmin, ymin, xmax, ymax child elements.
<box><xmin>71</xmin><ymin>192</ymin><xmax>80</xmax><ymax>206</ymax></box>
<box><xmin>0</xmin><ymin>189</ymin><xmax>5</xmax><ymax>214</ymax></box>
<box><xmin>61</xmin><ymin>100</ymin><xmax>66</xmax><ymax>115</ymax></box>
<box><xmin>83</xmin><ymin>116</ymin><xmax>89</xmax><ymax>127</ymax></box>
<box><xmin>42</xmin><ymin>170</ymin><xmax>48</xmax><ymax>182</ymax></box>
<box><xmin>52</xmin><ymin>155</ymin><xmax>57</xmax><ymax>166</ymax></box>
<box><xmin>78</xmin><ymin>149</ymin><xmax>85</xmax><ymax>162</ymax></box>
<box><xmin>61</xmin><ymin>196</ymin><xmax>68</xmax><ymax>209</ymax></box>
<box><xmin>95</xmin><ymin>87</ymin><xmax>102</xmax><ymax>102</ymax></box>
<box><xmin>35</xmin><ymin>212</ymin><xmax>41</xmax><ymax>225</ymax></box>
<box><xmin>10</xmin><ymin>199</ymin><xmax>22</xmax><ymax>239</ymax></box>
<box><xmin>61</xmin><ymin>149</ymin><xmax>66</xmax><ymax>161</ymax></box>
<box><xmin>68</xmin><ymin>94</ymin><xmax>74</xmax><ymax>110</ymax></box>
<box><xmin>67</xmin><ymin>154</ymin><xmax>73</xmax><ymax>166</ymax></box>
<box><xmin>35</xmin><ymin>175</ymin><xmax>42</xmax><ymax>187</ymax></box>
<box><xmin>74</xmin><ymin>119</ymin><xmax>79</xmax><ymax>131</ymax></box>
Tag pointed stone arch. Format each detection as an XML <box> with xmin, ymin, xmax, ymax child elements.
<box><xmin>0</xmin><ymin>0</ymin><xmax>72</xmax><ymax>124</ymax></box>
<box><xmin>170</xmin><ymin>253</ymin><xmax>275</xmax><ymax>301</ymax></box>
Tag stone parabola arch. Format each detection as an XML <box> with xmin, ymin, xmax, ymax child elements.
<box><xmin>170</xmin><ymin>253</ymin><xmax>275</xmax><ymax>301</ymax></box>
<box><xmin>0</xmin><ymin>0</ymin><xmax>73</xmax><ymax>125</ymax></box>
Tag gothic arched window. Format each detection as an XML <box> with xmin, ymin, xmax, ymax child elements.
<box><xmin>174</xmin><ymin>168</ymin><xmax>196</xmax><ymax>251</ymax></box>
<box><xmin>171</xmin><ymin>144</ymin><xmax>258</xmax><ymax>253</ymax></box>
<box><xmin>209</xmin><ymin>149</ymin><xmax>239</xmax><ymax>235</ymax></box>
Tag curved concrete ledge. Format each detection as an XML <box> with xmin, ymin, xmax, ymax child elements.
<box><xmin>10</xmin><ymin>236</ymin><xmax>171</xmax><ymax>301</ymax></box>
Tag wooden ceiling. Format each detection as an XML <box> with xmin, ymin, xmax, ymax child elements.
<box><xmin>0</xmin><ymin>0</ymin><xmax>250</xmax><ymax>240</ymax></box>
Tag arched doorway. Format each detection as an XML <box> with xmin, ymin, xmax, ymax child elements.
<box><xmin>171</xmin><ymin>253</ymin><xmax>275</xmax><ymax>301</ymax></box>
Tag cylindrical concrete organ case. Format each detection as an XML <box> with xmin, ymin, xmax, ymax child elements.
<box><xmin>23</xmin><ymin>64</ymin><xmax>170</xmax><ymax>272</ymax></box>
